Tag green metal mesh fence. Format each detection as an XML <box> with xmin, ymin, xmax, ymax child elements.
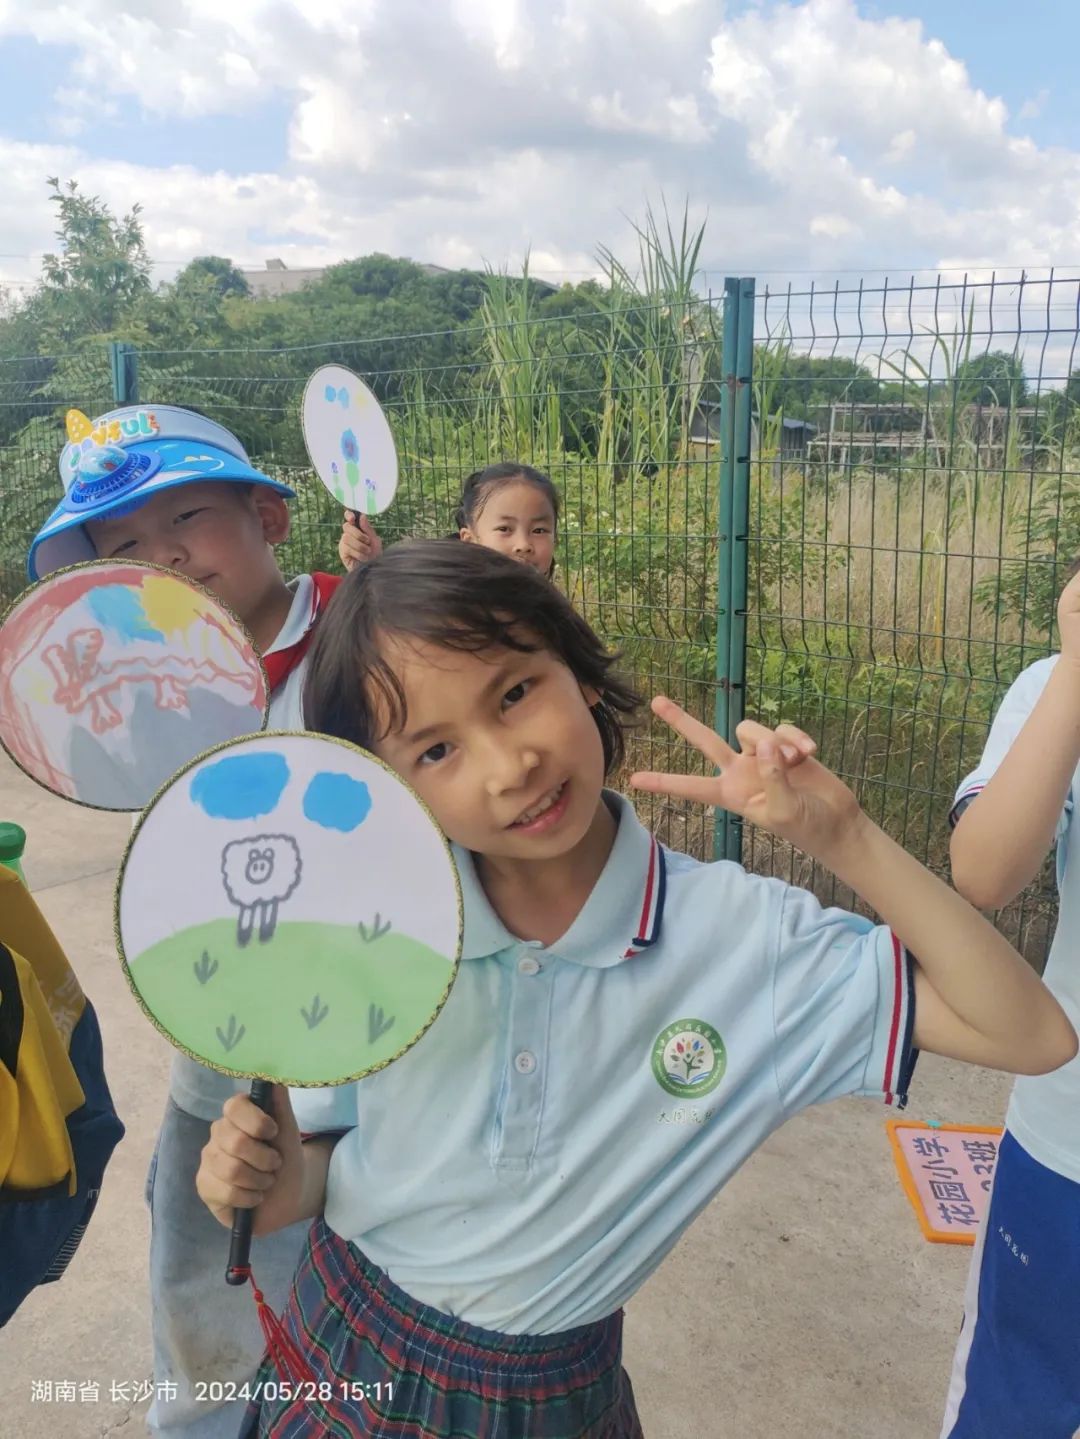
<box><xmin>136</xmin><ymin>304</ymin><xmax>725</xmax><ymax>858</ymax></box>
<box><xmin>741</xmin><ymin>272</ymin><xmax>1080</xmax><ymax>962</ymax></box>
<box><xmin>2</xmin><ymin>272</ymin><xmax>1077</xmax><ymax>963</ymax></box>
<box><xmin>0</xmin><ymin>346</ymin><xmax>113</xmax><ymax>601</ymax></box>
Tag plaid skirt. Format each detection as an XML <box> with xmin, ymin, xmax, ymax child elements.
<box><xmin>238</xmin><ymin>1218</ymin><xmax>644</xmax><ymax>1438</ymax></box>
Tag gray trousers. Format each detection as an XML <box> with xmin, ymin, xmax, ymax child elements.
<box><xmin>145</xmin><ymin>1098</ymin><xmax>311</xmax><ymax>1437</ymax></box>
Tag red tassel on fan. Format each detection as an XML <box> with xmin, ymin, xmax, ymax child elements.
<box><xmin>244</xmin><ymin>1270</ymin><xmax>319</xmax><ymax>1386</ymax></box>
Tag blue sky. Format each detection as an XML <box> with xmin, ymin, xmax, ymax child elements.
<box><xmin>2</xmin><ymin>4</ymin><xmax>1073</xmax><ymax>186</ymax></box>
<box><xmin>0</xmin><ymin>0</ymin><xmax>1076</xmax><ymax>290</ymax></box>
<box><xmin>861</xmin><ymin>1</ymin><xmax>1078</xmax><ymax>151</ymax></box>
<box><xmin>0</xmin><ymin>37</ymin><xmax>291</xmax><ymax>175</ymax></box>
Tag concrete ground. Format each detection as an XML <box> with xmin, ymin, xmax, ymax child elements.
<box><xmin>0</xmin><ymin>750</ymin><xmax>1011</xmax><ymax>1439</ymax></box>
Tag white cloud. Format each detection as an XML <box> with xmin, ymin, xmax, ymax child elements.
<box><xmin>885</xmin><ymin>129</ymin><xmax>916</xmax><ymax>164</ymax></box>
<box><xmin>586</xmin><ymin>91</ymin><xmax>710</xmax><ymax>143</ymax></box>
<box><xmin>452</xmin><ymin>0</ymin><xmax>532</xmax><ymax>68</ymax></box>
<box><xmin>1019</xmin><ymin>88</ymin><xmax>1049</xmax><ymax>122</ymax></box>
<box><xmin>701</xmin><ymin>0</ymin><xmax>1080</xmax><ymax>270</ymax></box>
<box><xmin>642</xmin><ymin>0</ymin><xmax>700</xmax><ymax>14</ymax></box>
<box><xmin>0</xmin><ymin>0</ymin><xmax>1077</xmax><ymax>293</ymax></box>
<box><xmin>809</xmin><ymin>214</ymin><xmax>856</xmax><ymax>240</ymax></box>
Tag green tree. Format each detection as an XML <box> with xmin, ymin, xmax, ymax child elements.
<box><xmin>34</xmin><ymin>176</ymin><xmax>151</xmax><ymax>343</ymax></box>
<box><xmin>174</xmin><ymin>255</ymin><xmax>251</xmax><ymax>300</ymax></box>
<box><xmin>951</xmin><ymin>349</ymin><xmax>1029</xmax><ymax>407</ymax></box>
<box><xmin>0</xmin><ymin>179</ymin><xmax>150</xmax><ymax>452</ymax></box>
<box><xmin>763</xmin><ymin>354</ymin><xmax>887</xmax><ymax>421</ymax></box>
<box><xmin>536</xmin><ymin>280</ymin><xmax>609</xmax><ymax>321</ymax></box>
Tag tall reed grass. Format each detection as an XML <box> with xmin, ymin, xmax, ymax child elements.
<box><xmin>4</xmin><ymin>207</ymin><xmax>1073</xmax><ymax>962</ymax></box>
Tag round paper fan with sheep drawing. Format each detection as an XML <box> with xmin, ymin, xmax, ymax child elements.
<box><xmin>115</xmin><ymin>730</ymin><xmax>462</xmax><ymax>1085</ymax></box>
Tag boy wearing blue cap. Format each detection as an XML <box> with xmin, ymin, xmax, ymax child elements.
<box><xmin>30</xmin><ymin>403</ymin><xmax>375</xmax><ymax>1437</ymax></box>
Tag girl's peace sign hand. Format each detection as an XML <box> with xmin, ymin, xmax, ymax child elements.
<box><xmin>630</xmin><ymin>697</ymin><xmax>864</xmax><ymax>861</ymax></box>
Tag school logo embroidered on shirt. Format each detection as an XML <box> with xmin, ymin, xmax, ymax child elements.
<box><xmin>651</xmin><ymin>1019</ymin><xmax>727</xmax><ymax>1097</ymax></box>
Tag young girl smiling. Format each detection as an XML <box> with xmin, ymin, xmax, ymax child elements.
<box><xmin>198</xmin><ymin>540</ymin><xmax>1075</xmax><ymax>1439</ymax></box>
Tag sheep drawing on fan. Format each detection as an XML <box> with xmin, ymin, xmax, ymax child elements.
<box><xmin>220</xmin><ymin>834</ymin><xmax>302</xmax><ymax>945</ymax></box>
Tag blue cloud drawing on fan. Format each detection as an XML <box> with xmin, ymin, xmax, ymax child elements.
<box><xmin>303</xmin><ymin>772</ymin><xmax>371</xmax><ymax>832</ymax></box>
<box><xmin>191</xmin><ymin>752</ymin><xmax>291</xmax><ymax>820</ymax></box>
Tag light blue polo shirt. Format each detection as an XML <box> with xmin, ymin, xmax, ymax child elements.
<box><xmin>952</xmin><ymin>654</ymin><xmax>1080</xmax><ymax>1184</ymax></box>
<box><xmin>292</xmin><ymin>791</ymin><xmax>917</xmax><ymax>1335</ymax></box>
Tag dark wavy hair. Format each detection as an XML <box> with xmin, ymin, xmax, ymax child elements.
<box><xmin>304</xmin><ymin>539</ymin><xmax>640</xmax><ymax>775</ymax></box>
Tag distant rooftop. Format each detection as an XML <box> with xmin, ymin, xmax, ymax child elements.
<box><xmin>241</xmin><ymin>259</ymin><xmax>321</xmax><ymax>297</ymax></box>
<box><xmin>242</xmin><ymin>257</ymin><xmax>464</xmax><ymax>298</ymax></box>
<box><xmin>240</xmin><ymin>257</ymin><xmax>555</xmax><ymax>299</ymax></box>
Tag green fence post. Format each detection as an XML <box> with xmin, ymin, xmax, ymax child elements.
<box><xmin>725</xmin><ymin>277</ymin><xmax>754</xmax><ymax>863</ymax></box>
<box><xmin>713</xmin><ymin>279</ymin><xmax>740</xmax><ymax>861</ymax></box>
<box><xmin>713</xmin><ymin>278</ymin><xmax>754</xmax><ymax>863</ymax></box>
<box><xmin>109</xmin><ymin>341</ymin><xmax>139</xmax><ymax>405</ymax></box>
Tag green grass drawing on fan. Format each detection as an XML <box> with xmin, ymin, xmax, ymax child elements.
<box><xmin>128</xmin><ymin>919</ymin><xmax>454</xmax><ymax>1081</ymax></box>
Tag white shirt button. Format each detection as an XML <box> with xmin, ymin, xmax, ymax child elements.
<box><xmin>518</xmin><ymin>956</ymin><xmax>541</xmax><ymax>975</ymax></box>
<box><xmin>514</xmin><ymin>1051</ymin><xmax>537</xmax><ymax>1074</ymax></box>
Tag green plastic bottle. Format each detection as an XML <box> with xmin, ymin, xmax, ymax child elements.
<box><xmin>0</xmin><ymin>822</ymin><xmax>27</xmax><ymax>884</ymax></box>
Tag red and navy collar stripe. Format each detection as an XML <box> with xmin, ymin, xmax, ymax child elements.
<box><xmin>883</xmin><ymin>933</ymin><xmax>918</xmax><ymax>1108</ymax></box>
<box><xmin>622</xmin><ymin>836</ymin><xmax>667</xmax><ymax>958</ymax></box>
<box><xmin>948</xmin><ymin>784</ymin><xmax>983</xmax><ymax>829</ymax></box>
<box><xmin>262</xmin><ymin>572</ymin><xmax>342</xmax><ymax>695</ymax></box>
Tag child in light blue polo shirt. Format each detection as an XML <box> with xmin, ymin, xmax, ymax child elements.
<box><xmin>197</xmin><ymin>540</ymin><xmax>1076</xmax><ymax>1439</ymax></box>
<box><xmin>939</xmin><ymin>564</ymin><xmax>1080</xmax><ymax>1439</ymax></box>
